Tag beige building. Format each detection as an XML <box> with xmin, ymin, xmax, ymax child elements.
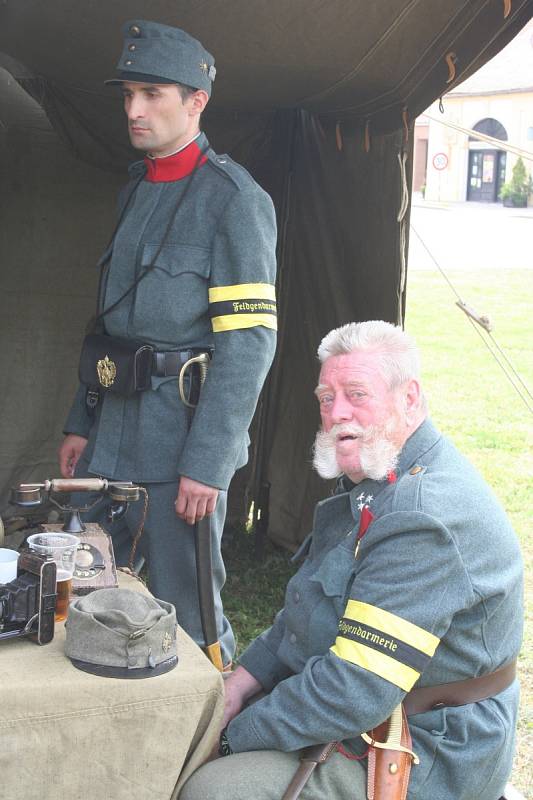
<box><xmin>414</xmin><ymin>20</ymin><xmax>533</xmax><ymax>204</ymax></box>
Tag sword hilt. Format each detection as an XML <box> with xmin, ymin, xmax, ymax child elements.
<box><xmin>361</xmin><ymin>704</ymin><xmax>419</xmax><ymax>763</ymax></box>
<box><xmin>178</xmin><ymin>352</ymin><xmax>211</xmax><ymax>407</ymax></box>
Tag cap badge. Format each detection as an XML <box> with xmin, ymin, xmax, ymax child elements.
<box><xmin>162</xmin><ymin>632</ymin><xmax>172</xmax><ymax>653</ymax></box>
<box><xmin>199</xmin><ymin>60</ymin><xmax>208</xmax><ymax>73</ymax></box>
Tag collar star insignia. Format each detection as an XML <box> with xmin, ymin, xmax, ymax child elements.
<box><xmin>162</xmin><ymin>632</ymin><xmax>172</xmax><ymax>653</ymax></box>
<box><xmin>356</xmin><ymin>492</ymin><xmax>373</xmax><ymax>511</ymax></box>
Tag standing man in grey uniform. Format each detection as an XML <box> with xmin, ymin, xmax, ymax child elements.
<box><xmin>181</xmin><ymin>321</ymin><xmax>523</xmax><ymax>800</ymax></box>
<box><xmin>58</xmin><ymin>21</ymin><xmax>277</xmax><ymax>666</ymax></box>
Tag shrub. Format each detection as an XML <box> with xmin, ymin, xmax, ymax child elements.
<box><xmin>500</xmin><ymin>156</ymin><xmax>532</xmax><ymax>207</ymax></box>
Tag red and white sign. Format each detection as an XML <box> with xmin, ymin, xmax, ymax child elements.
<box><xmin>432</xmin><ymin>152</ymin><xmax>448</xmax><ymax>171</ymax></box>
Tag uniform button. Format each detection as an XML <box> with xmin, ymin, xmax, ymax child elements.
<box><xmin>294</xmin><ymin>592</ymin><xmax>300</xmax><ymax>603</ymax></box>
<box><xmin>125</xmin><ymin>60</ymin><xmax>133</xmax><ymax>66</ymax></box>
<box><xmin>129</xmin><ymin>24</ymin><xmax>141</xmax><ymax>37</ymax></box>
<box><xmin>289</xmin><ymin>633</ymin><xmax>297</xmax><ymax>644</ymax></box>
<box><xmin>128</xmin><ymin>44</ymin><xmax>136</xmax><ymax>51</ymax></box>
<box><xmin>410</xmin><ymin>465</ymin><xmax>423</xmax><ymax>475</ymax></box>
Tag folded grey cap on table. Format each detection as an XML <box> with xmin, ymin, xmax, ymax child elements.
<box><xmin>65</xmin><ymin>588</ymin><xmax>178</xmax><ymax>678</ymax></box>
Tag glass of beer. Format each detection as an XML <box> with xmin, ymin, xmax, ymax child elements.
<box><xmin>27</xmin><ymin>533</ymin><xmax>80</xmax><ymax>621</ymax></box>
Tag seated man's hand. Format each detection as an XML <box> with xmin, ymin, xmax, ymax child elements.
<box><xmin>175</xmin><ymin>476</ymin><xmax>219</xmax><ymax>525</ymax></box>
<box><xmin>206</xmin><ymin>666</ymin><xmax>263</xmax><ymax>762</ymax></box>
<box><xmin>221</xmin><ymin>665</ymin><xmax>263</xmax><ymax>730</ymax></box>
<box><xmin>58</xmin><ymin>434</ymin><xmax>88</xmax><ymax>478</ymax></box>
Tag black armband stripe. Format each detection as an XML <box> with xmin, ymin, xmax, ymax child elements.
<box><xmin>208</xmin><ymin>299</ymin><xmax>277</xmax><ymax>318</ymax></box>
<box><xmin>337</xmin><ymin>618</ymin><xmax>430</xmax><ymax>674</ymax></box>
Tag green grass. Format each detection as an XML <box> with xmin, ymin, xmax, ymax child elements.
<box><xmin>222</xmin><ymin>530</ymin><xmax>296</xmax><ymax>656</ymax></box>
<box><xmin>223</xmin><ymin>267</ymin><xmax>532</xmax><ymax>796</ymax></box>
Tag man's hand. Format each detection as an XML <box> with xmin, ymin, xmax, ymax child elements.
<box><xmin>221</xmin><ymin>666</ymin><xmax>263</xmax><ymax>730</ymax></box>
<box><xmin>58</xmin><ymin>434</ymin><xmax>88</xmax><ymax>478</ymax></box>
<box><xmin>205</xmin><ymin>666</ymin><xmax>263</xmax><ymax>763</ymax></box>
<box><xmin>175</xmin><ymin>476</ymin><xmax>219</xmax><ymax>525</ymax></box>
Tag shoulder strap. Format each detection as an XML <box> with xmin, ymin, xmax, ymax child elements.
<box><xmin>88</xmin><ymin>171</ymin><xmax>145</xmax><ymax>333</ymax></box>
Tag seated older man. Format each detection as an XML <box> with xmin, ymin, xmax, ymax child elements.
<box><xmin>181</xmin><ymin>320</ymin><xmax>523</xmax><ymax>800</ymax></box>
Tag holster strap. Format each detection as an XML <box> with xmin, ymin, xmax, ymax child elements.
<box><xmin>404</xmin><ymin>659</ymin><xmax>517</xmax><ymax>716</ymax></box>
<box><xmin>152</xmin><ymin>349</ymin><xmax>210</xmax><ymax>377</ymax></box>
<box><xmin>281</xmin><ymin>742</ymin><xmax>338</xmax><ymax>800</ymax></box>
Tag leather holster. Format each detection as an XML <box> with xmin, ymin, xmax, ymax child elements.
<box><xmin>364</xmin><ymin>704</ymin><xmax>418</xmax><ymax>800</ymax></box>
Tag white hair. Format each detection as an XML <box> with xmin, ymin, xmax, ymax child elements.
<box><xmin>317</xmin><ymin>320</ymin><xmax>422</xmax><ymax>390</ymax></box>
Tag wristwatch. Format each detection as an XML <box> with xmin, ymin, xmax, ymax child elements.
<box><xmin>218</xmin><ymin>727</ymin><xmax>233</xmax><ymax>757</ymax></box>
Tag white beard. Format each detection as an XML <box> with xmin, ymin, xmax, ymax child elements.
<box><xmin>312</xmin><ymin>421</ymin><xmax>400</xmax><ymax>482</ymax></box>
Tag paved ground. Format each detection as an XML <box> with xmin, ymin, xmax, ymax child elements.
<box><xmin>408</xmin><ymin>195</ymin><xmax>533</xmax><ymax>271</ymax></box>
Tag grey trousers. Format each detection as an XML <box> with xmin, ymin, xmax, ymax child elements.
<box><xmin>179</xmin><ymin>749</ymin><xmax>366</xmax><ymax>800</ymax></box>
<box><xmin>74</xmin><ymin>453</ymin><xmax>235</xmax><ymax>664</ymax></box>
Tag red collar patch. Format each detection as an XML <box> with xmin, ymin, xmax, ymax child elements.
<box><xmin>143</xmin><ymin>141</ymin><xmax>207</xmax><ymax>182</ymax></box>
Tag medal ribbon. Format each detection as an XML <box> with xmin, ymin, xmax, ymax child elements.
<box><xmin>355</xmin><ymin>505</ymin><xmax>374</xmax><ymax>558</ymax></box>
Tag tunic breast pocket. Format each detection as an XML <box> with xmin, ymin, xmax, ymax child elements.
<box><xmin>306</xmin><ymin>546</ymin><xmax>357</xmax><ymax>656</ymax></box>
<box><xmin>133</xmin><ymin>243</ymin><xmax>211</xmax><ymax>344</ymax></box>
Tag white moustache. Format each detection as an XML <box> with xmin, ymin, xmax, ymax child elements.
<box><xmin>328</xmin><ymin>423</ymin><xmax>373</xmax><ymax>444</ymax></box>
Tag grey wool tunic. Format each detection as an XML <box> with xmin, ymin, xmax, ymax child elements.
<box><xmin>229</xmin><ymin>419</ymin><xmax>523</xmax><ymax>800</ymax></box>
<box><xmin>64</xmin><ymin>132</ymin><xmax>277</xmax><ymax>490</ymax></box>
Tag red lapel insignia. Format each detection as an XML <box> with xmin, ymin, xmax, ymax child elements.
<box><xmin>355</xmin><ymin>505</ymin><xmax>374</xmax><ymax>558</ymax></box>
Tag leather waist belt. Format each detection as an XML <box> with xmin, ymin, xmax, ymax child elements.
<box><xmin>152</xmin><ymin>349</ymin><xmax>210</xmax><ymax>377</ymax></box>
<box><xmin>403</xmin><ymin>659</ymin><xmax>517</xmax><ymax>716</ymax></box>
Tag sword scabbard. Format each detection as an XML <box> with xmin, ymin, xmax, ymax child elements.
<box><xmin>205</xmin><ymin>641</ymin><xmax>224</xmax><ymax>672</ymax></box>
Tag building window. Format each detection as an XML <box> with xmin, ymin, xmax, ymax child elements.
<box><xmin>469</xmin><ymin>118</ymin><xmax>508</xmax><ymax>141</ymax></box>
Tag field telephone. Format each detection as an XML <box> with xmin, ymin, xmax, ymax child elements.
<box><xmin>10</xmin><ymin>478</ymin><xmax>146</xmax><ymax>595</ymax></box>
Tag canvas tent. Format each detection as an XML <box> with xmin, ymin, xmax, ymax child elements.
<box><xmin>1</xmin><ymin>0</ymin><xmax>532</xmax><ymax>550</ymax></box>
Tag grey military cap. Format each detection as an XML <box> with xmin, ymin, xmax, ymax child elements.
<box><xmin>65</xmin><ymin>588</ymin><xmax>178</xmax><ymax>678</ymax></box>
<box><xmin>105</xmin><ymin>20</ymin><xmax>216</xmax><ymax>96</ymax></box>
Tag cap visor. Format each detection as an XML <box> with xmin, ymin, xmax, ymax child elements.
<box><xmin>69</xmin><ymin>655</ymin><xmax>178</xmax><ymax>678</ymax></box>
<box><xmin>105</xmin><ymin>71</ymin><xmax>178</xmax><ymax>86</ymax></box>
